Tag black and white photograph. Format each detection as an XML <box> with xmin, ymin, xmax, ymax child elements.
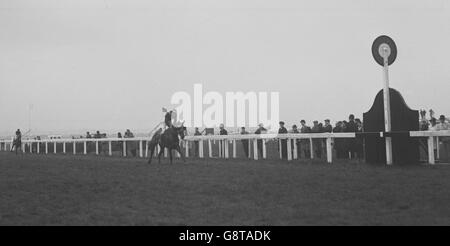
<box><xmin>1</xmin><ymin>0</ymin><xmax>450</xmax><ymax>233</ymax></box>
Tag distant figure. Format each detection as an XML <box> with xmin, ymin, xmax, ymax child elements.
<box><xmin>219</xmin><ymin>124</ymin><xmax>228</xmax><ymax>135</ymax></box>
<box><xmin>354</xmin><ymin>118</ymin><xmax>364</xmax><ymax>160</ymax></box>
<box><xmin>240</xmin><ymin>127</ymin><xmax>250</xmax><ymax>158</ymax></box>
<box><xmin>323</xmin><ymin>119</ymin><xmax>332</xmax><ymax>133</ymax></box>
<box><xmin>345</xmin><ymin>114</ymin><xmax>358</xmax><ymax>159</ymax></box>
<box><xmin>86</xmin><ymin>132</ymin><xmax>92</xmax><ymax>139</ymax></box>
<box><xmin>278</xmin><ymin>121</ymin><xmax>288</xmax><ymax>159</ymax></box>
<box><xmin>165</xmin><ymin>109</ymin><xmax>173</xmax><ymax>128</ymax></box>
<box><xmin>117</xmin><ymin>132</ymin><xmax>123</xmax><ymax>155</ymax></box>
<box><xmin>429</xmin><ymin>118</ymin><xmax>437</xmax><ymax>131</ymax></box>
<box><xmin>437</xmin><ymin>115</ymin><xmax>449</xmax><ymax>131</ymax></box>
<box><xmin>124</xmin><ymin>129</ymin><xmax>134</xmax><ymax>138</ymax></box>
<box><xmin>311</xmin><ymin>121</ymin><xmax>322</xmax><ymax>158</ymax></box>
<box><xmin>333</xmin><ymin>121</ymin><xmax>346</xmax><ymax>159</ymax></box>
<box><xmin>255</xmin><ymin>123</ymin><xmax>267</xmax><ymax>158</ymax></box>
<box><xmin>94</xmin><ymin>131</ymin><xmax>102</xmax><ymax>139</ymax></box>
<box><xmin>290</xmin><ymin>124</ymin><xmax>300</xmax><ymax>158</ymax></box>
<box><xmin>218</xmin><ymin>124</ymin><xmax>228</xmax><ymax>157</ymax></box>
<box><xmin>11</xmin><ymin>129</ymin><xmax>22</xmax><ymax>155</ymax></box>
<box><xmin>194</xmin><ymin>127</ymin><xmax>202</xmax><ymax>157</ymax></box>
<box><xmin>437</xmin><ymin>115</ymin><xmax>450</xmax><ymax>162</ymax></box>
<box><xmin>124</xmin><ymin>129</ymin><xmax>136</xmax><ymax>157</ymax></box>
<box><xmin>299</xmin><ymin>120</ymin><xmax>311</xmax><ymax>159</ymax></box>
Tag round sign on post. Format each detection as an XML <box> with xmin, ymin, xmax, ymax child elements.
<box><xmin>372</xmin><ymin>35</ymin><xmax>397</xmax><ymax>66</ymax></box>
<box><xmin>371</xmin><ymin>35</ymin><xmax>397</xmax><ymax>165</ymax></box>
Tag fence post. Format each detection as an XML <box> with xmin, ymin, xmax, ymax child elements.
<box><xmin>218</xmin><ymin>140</ymin><xmax>222</xmax><ymax>158</ymax></box>
<box><xmin>54</xmin><ymin>142</ymin><xmax>56</xmax><ymax>154</ymax></box>
<box><xmin>45</xmin><ymin>142</ymin><xmax>48</xmax><ymax>154</ymax></box>
<box><xmin>139</xmin><ymin>140</ymin><xmax>143</xmax><ymax>158</ymax></box>
<box><xmin>232</xmin><ymin>140</ymin><xmax>236</xmax><ymax>158</ymax></box>
<box><xmin>309</xmin><ymin>138</ymin><xmax>314</xmax><ymax>159</ymax></box>
<box><xmin>185</xmin><ymin>140</ymin><xmax>189</xmax><ymax>158</ymax></box>
<box><xmin>293</xmin><ymin>139</ymin><xmax>298</xmax><ymax>160</ymax></box>
<box><xmin>262</xmin><ymin>139</ymin><xmax>267</xmax><ymax>159</ymax></box>
<box><xmin>287</xmin><ymin>138</ymin><xmax>292</xmax><ymax>161</ymax></box>
<box><xmin>224</xmin><ymin>140</ymin><xmax>229</xmax><ymax>159</ymax></box>
<box><xmin>279</xmin><ymin>140</ymin><xmax>282</xmax><ymax>159</ymax></box>
<box><xmin>248</xmin><ymin>140</ymin><xmax>251</xmax><ymax>158</ymax></box>
<box><xmin>63</xmin><ymin>142</ymin><xmax>66</xmax><ymax>154</ymax></box>
<box><xmin>73</xmin><ymin>142</ymin><xmax>76</xmax><ymax>155</ymax></box>
<box><xmin>123</xmin><ymin>141</ymin><xmax>126</xmax><ymax>157</ymax></box>
<box><xmin>436</xmin><ymin>137</ymin><xmax>440</xmax><ymax>160</ymax></box>
<box><xmin>326</xmin><ymin>137</ymin><xmax>332</xmax><ymax>163</ymax></box>
<box><xmin>145</xmin><ymin>141</ymin><xmax>148</xmax><ymax>158</ymax></box>
<box><xmin>253</xmin><ymin>138</ymin><xmax>258</xmax><ymax>160</ymax></box>
<box><xmin>84</xmin><ymin>141</ymin><xmax>87</xmax><ymax>155</ymax></box>
<box><xmin>427</xmin><ymin>136</ymin><xmax>435</xmax><ymax>165</ymax></box>
<box><xmin>37</xmin><ymin>141</ymin><xmax>40</xmax><ymax>154</ymax></box>
<box><xmin>199</xmin><ymin>140</ymin><xmax>204</xmax><ymax>158</ymax></box>
<box><xmin>109</xmin><ymin>141</ymin><xmax>112</xmax><ymax>156</ymax></box>
<box><xmin>95</xmin><ymin>141</ymin><xmax>99</xmax><ymax>155</ymax></box>
<box><xmin>208</xmin><ymin>140</ymin><xmax>212</xmax><ymax>158</ymax></box>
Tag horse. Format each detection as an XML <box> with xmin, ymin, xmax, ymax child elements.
<box><xmin>11</xmin><ymin>136</ymin><xmax>22</xmax><ymax>155</ymax></box>
<box><xmin>147</xmin><ymin>125</ymin><xmax>186</xmax><ymax>164</ymax></box>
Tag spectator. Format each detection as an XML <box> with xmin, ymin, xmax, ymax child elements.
<box><xmin>437</xmin><ymin>115</ymin><xmax>450</xmax><ymax>162</ymax></box>
<box><xmin>240</xmin><ymin>127</ymin><xmax>250</xmax><ymax>158</ymax></box>
<box><xmin>124</xmin><ymin>129</ymin><xmax>134</xmax><ymax>138</ymax></box>
<box><xmin>124</xmin><ymin>129</ymin><xmax>136</xmax><ymax>157</ymax></box>
<box><xmin>193</xmin><ymin>127</ymin><xmax>202</xmax><ymax>157</ymax></box>
<box><xmin>219</xmin><ymin>124</ymin><xmax>228</xmax><ymax>135</ymax></box>
<box><xmin>290</xmin><ymin>124</ymin><xmax>300</xmax><ymax>158</ymax></box>
<box><xmin>278</xmin><ymin>121</ymin><xmax>288</xmax><ymax>159</ymax></box>
<box><xmin>94</xmin><ymin>131</ymin><xmax>103</xmax><ymax>153</ymax></box>
<box><xmin>436</xmin><ymin>115</ymin><xmax>449</xmax><ymax>130</ymax></box>
<box><xmin>323</xmin><ymin>119</ymin><xmax>332</xmax><ymax>133</ymax></box>
<box><xmin>299</xmin><ymin>120</ymin><xmax>311</xmax><ymax>159</ymax></box>
<box><xmin>218</xmin><ymin>124</ymin><xmax>228</xmax><ymax>157</ymax></box>
<box><xmin>355</xmin><ymin>118</ymin><xmax>364</xmax><ymax>160</ymax></box>
<box><xmin>429</xmin><ymin>118</ymin><xmax>437</xmax><ymax>131</ymax></box>
<box><xmin>86</xmin><ymin>132</ymin><xmax>92</xmax><ymax>139</ymax></box>
<box><xmin>333</xmin><ymin>121</ymin><xmax>346</xmax><ymax>159</ymax></box>
<box><xmin>345</xmin><ymin>114</ymin><xmax>358</xmax><ymax>159</ymax></box>
<box><xmin>255</xmin><ymin>123</ymin><xmax>267</xmax><ymax>158</ymax></box>
<box><xmin>311</xmin><ymin>121</ymin><xmax>322</xmax><ymax>158</ymax></box>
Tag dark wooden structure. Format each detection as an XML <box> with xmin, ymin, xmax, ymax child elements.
<box><xmin>363</xmin><ymin>88</ymin><xmax>419</xmax><ymax>164</ymax></box>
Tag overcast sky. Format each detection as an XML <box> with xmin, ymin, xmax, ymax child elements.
<box><xmin>1</xmin><ymin>0</ymin><xmax>449</xmax><ymax>135</ymax></box>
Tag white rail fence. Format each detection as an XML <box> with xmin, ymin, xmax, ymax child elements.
<box><xmin>0</xmin><ymin>133</ymin><xmax>356</xmax><ymax>163</ymax></box>
<box><xmin>1</xmin><ymin>131</ymin><xmax>449</xmax><ymax>164</ymax></box>
<box><xmin>409</xmin><ymin>130</ymin><xmax>450</xmax><ymax>165</ymax></box>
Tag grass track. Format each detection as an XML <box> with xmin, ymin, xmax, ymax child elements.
<box><xmin>0</xmin><ymin>152</ymin><xmax>449</xmax><ymax>225</ymax></box>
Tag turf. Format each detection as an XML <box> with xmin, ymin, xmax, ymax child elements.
<box><xmin>0</xmin><ymin>152</ymin><xmax>449</xmax><ymax>225</ymax></box>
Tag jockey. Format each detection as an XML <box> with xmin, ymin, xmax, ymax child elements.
<box><xmin>148</xmin><ymin>108</ymin><xmax>179</xmax><ymax>137</ymax></box>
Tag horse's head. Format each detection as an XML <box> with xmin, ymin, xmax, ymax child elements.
<box><xmin>174</xmin><ymin>124</ymin><xmax>186</xmax><ymax>140</ymax></box>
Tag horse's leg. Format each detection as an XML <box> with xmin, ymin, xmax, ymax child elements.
<box><xmin>148</xmin><ymin>143</ymin><xmax>156</xmax><ymax>164</ymax></box>
<box><xmin>176</xmin><ymin>145</ymin><xmax>185</xmax><ymax>162</ymax></box>
<box><xmin>169</xmin><ymin>148</ymin><xmax>173</xmax><ymax>164</ymax></box>
<box><xmin>158</xmin><ymin>146</ymin><xmax>164</xmax><ymax>164</ymax></box>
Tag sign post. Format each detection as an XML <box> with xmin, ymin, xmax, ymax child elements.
<box><xmin>372</xmin><ymin>35</ymin><xmax>397</xmax><ymax>165</ymax></box>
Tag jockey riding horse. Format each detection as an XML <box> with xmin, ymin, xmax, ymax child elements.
<box><xmin>11</xmin><ymin>129</ymin><xmax>22</xmax><ymax>155</ymax></box>
<box><xmin>147</xmin><ymin>109</ymin><xmax>186</xmax><ymax>164</ymax></box>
